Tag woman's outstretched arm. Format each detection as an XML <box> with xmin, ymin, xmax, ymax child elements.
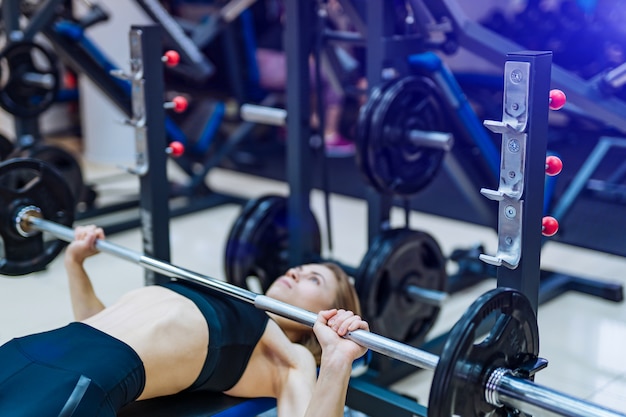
<box><xmin>64</xmin><ymin>225</ymin><xmax>106</xmax><ymax>320</ymax></box>
<box><xmin>305</xmin><ymin>309</ymin><xmax>369</xmax><ymax>417</ymax></box>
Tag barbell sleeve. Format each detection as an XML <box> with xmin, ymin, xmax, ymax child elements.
<box><xmin>22</xmin><ymin>214</ymin><xmax>626</xmax><ymax>417</ymax></box>
<box><xmin>321</xmin><ymin>259</ymin><xmax>448</xmax><ymax>309</ymax></box>
<box><xmin>240</xmin><ymin>104</ymin><xmax>287</xmax><ymax>126</ymax></box>
<box><xmin>408</xmin><ymin>129</ymin><xmax>454</xmax><ymax>151</ymax></box>
<box><xmin>404</xmin><ymin>285</ymin><xmax>448</xmax><ymax>307</ymax></box>
<box><xmin>495</xmin><ymin>371</ymin><xmax>623</xmax><ymax>417</ymax></box>
<box><xmin>22</xmin><ymin>72</ymin><xmax>56</xmax><ymax>89</ymax></box>
<box><xmin>240</xmin><ymin>104</ymin><xmax>454</xmax><ymax>155</ymax></box>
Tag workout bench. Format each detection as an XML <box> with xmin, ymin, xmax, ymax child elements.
<box><xmin>118</xmin><ymin>392</ymin><xmax>276</xmax><ymax>417</ymax></box>
<box><xmin>117</xmin><ymin>375</ymin><xmax>429</xmax><ymax>417</ymax></box>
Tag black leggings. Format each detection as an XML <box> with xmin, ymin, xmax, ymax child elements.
<box><xmin>0</xmin><ymin>322</ymin><xmax>145</xmax><ymax>417</ymax></box>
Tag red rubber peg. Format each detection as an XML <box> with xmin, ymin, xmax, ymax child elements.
<box><xmin>164</xmin><ymin>96</ymin><xmax>188</xmax><ymax>113</ymax></box>
<box><xmin>162</xmin><ymin>50</ymin><xmax>180</xmax><ymax>67</ymax></box>
<box><xmin>549</xmin><ymin>89</ymin><xmax>566</xmax><ymax>110</ymax></box>
<box><xmin>542</xmin><ymin>216</ymin><xmax>559</xmax><ymax>237</ymax></box>
<box><xmin>545</xmin><ymin>155</ymin><xmax>563</xmax><ymax>176</ymax></box>
<box><xmin>166</xmin><ymin>141</ymin><xmax>185</xmax><ymax>157</ymax></box>
<box><xmin>172</xmin><ymin>96</ymin><xmax>188</xmax><ymax>113</ymax></box>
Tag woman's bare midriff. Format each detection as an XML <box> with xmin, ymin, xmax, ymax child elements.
<box><xmin>82</xmin><ymin>285</ymin><xmax>209</xmax><ymax>400</ymax></box>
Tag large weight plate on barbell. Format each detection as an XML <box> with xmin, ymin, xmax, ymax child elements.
<box><xmin>224</xmin><ymin>195</ymin><xmax>321</xmax><ymax>292</ymax></box>
<box><xmin>428</xmin><ymin>288</ymin><xmax>539</xmax><ymax>417</ymax></box>
<box><xmin>0</xmin><ymin>41</ymin><xmax>60</xmax><ymax>118</ymax></box>
<box><xmin>363</xmin><ymin>76</ymin><xmax>447</xmax><ymax>197</ymax></box>
<box><xmin>355</xmin><ymin>228</ymin><xmax>447</xmax><ymax>347</ymax></box>
<box><xmin>0</xmin><ymin>158</ymin><xmax>75</xmax><ymax>276</ymax></box>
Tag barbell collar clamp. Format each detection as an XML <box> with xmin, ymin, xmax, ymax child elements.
<box><xmin>16</xmin><ymin>206</ymin><xmax>42</xmax><ymax>238</ymax></box>
<box><xmin>485</xmin><ymin>367</ymin><xmax>509</xmax><ymax>407</ymax></box>
<box><xmin>19</xmin><ymin>213</ymin><xmax>626</xmax><ymax>417</ymax></box>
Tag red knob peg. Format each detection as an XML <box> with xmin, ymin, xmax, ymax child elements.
<box><xmin>542</xmin><ymin>216</ymin><xmax>559</xmax><ymax>237</ymax></box>
<box><xmin>167</xmin><ymin>141</ymin><xmax>185</xmax><ymax>157</ymax></box>
<box><xmin>545</xmin><ymin>155</ymin><xmax>563</xmax><ymax>176</ymax></box>
<box><xmin>164</xmin><ymin>96</ymin><xmax>188</xmax><ymax>113</ymax></box>
<box><xmin>162</xmin><ymin>50</ymin><xmax>180</xmax><ymax>67</ymax></box>
<box><xmin>549</xmin><ymin>89</ymin><xmax>566</xmax><ymax>110</ymax></box>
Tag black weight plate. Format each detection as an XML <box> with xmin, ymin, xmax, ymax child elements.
<box><xmin>356</xmin><ymin>228</ymin><xmax>447</xmax><ymax>347</ymax></box>
<box><xmin>0</xmin><ymin>158</ymin><xmax>75</xmax><ymax>276</ymax></box>
<box><xmin>428</xmin><ymin>288</ymin><xmax>539</xmax><ymax>417</ymax></box>
<box><xmin>0</xmin><ymin>133</ymin><xmax>14</xmax><ymax>160</ymax></box>
<box><xmin>367</xmin><ymin>76</ymin><xmax>447</xmax><ymax>197</ymax></box>
<box><xmin>0</xmin><ymin>41</ymin><xmax>60</xmax><ymax>118</ymax></box>
<box><xmin>224</xmin><ymin>195</ymin><xmax>321</xmax><ymax>292</ymax></box>
<box><xmin>13</xmin><ymin>144</ymin><xmax>85</xmax><ymax>203</ymax></box>
<box><xmin>224</xmin><ymin>196</ymin><xmax>272</xmax><ymax>286</ymax></box>
<box><xmin>355</xmin><ymin>81</ymin><xmax>391</xmax><ymax>191</ymax></box>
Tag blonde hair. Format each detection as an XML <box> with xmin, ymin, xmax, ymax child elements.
<box><xmin>297</xmin><ymin>262</ymin><xmax>362</xmax><ymax>365</ymax></box>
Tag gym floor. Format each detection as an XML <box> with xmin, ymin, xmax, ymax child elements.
<box><xmin>1</xmin><ymin>157</ymin><xmax>626</xmax><ymax>414</ymax></box>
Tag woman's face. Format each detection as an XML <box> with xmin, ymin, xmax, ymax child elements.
<box><xmin>265</xmin><ymin>264</ymin><xmax>339</xmax><ymax>313</ymax></box>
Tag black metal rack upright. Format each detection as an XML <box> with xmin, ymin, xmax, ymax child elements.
<box><xmin>283</xmin><ymin>0</ymin><xmax>422</xmax><ymax>264</ymax></box>
<box><xmin>479</xmin><ymin>51</ymin><xmax>552</xmax><ymax>314</ymax></box>
<box><xmin>284</xmin><ymin>1</ymin><xmax>317</xmax><ymax>267</ymax></box>
<box><xmin>123</xmin><ymin>24</ymin><xmax>172</xmax><ymax>285</ymax></box>
<box><xmin>362</xmin><ymin>1</ymin><xmax>396</xmax><ymax>243</ymax></box>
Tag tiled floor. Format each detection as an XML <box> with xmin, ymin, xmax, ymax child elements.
<box><xmin>1</xmin><ymin>160</ymin><xmax>626</xmax><ymax>415</ymax></box>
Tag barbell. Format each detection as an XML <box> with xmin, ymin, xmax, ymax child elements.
<box><xmin>1</xmin><ymin>158</ymin><xmax>625</xmax><ymax>417</ymax></box>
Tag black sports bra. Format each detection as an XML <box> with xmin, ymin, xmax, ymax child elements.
<box><xmin>159</xmin><ymin>280</ymin><xmax>270</xmax><ymax>392</ymax></box>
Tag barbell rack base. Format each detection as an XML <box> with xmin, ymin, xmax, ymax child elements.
<box><xmin>21</xmin><ymin>213</ymin><xmax>626</xmax><ymax>417</ymax></box>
